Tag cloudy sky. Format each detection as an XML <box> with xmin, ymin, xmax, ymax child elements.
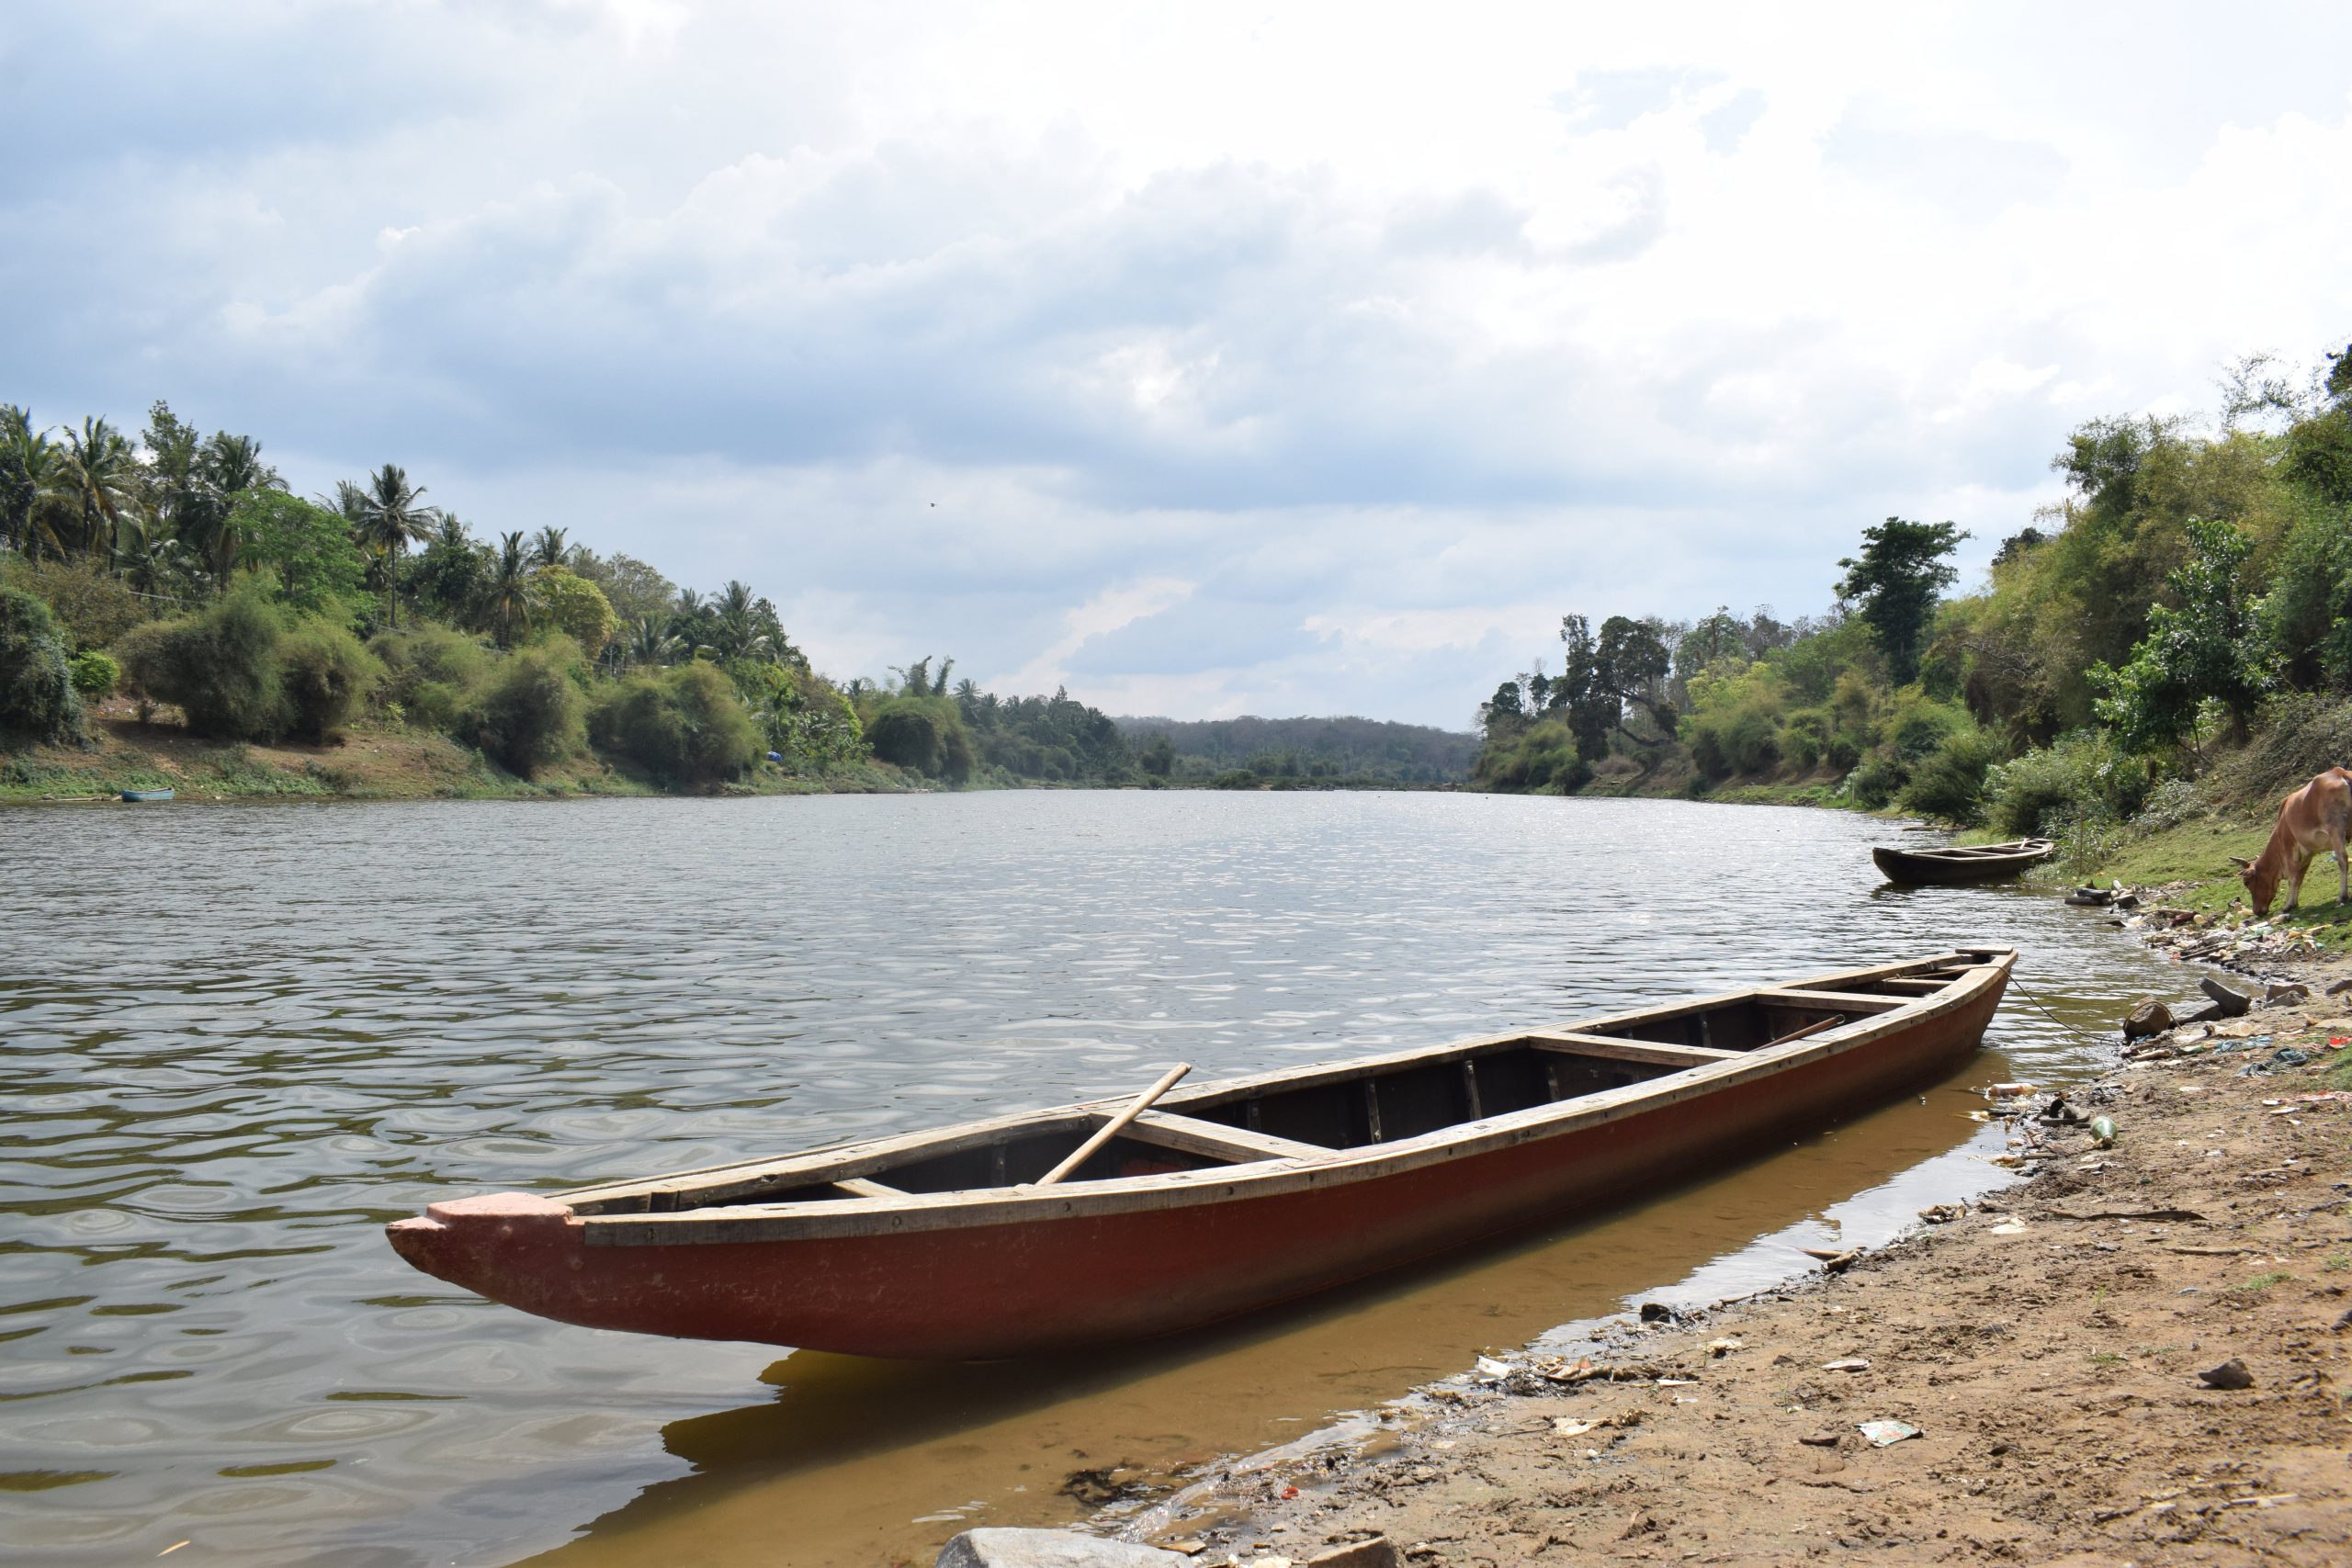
<box><xmin>6</xmin><ymin>3</ymin><xmax>2349</xmax><ymax>726</ymax></box>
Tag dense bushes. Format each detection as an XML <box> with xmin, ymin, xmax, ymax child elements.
<box><xmin>591</xmin><ymin>660</ymin><xmax>760</xmax><ymax>785</ymax></box>
<box><xmin>1983</xmin><ymin>731</ymin><xmax>2154</xmax><ymax>838</ymax></box>
<box><xmin>865</xmin><ymin>694</ymin><xmax>976</xmax><ymax>783</ymax></box>
<box><xmin>114</xmin><ymin>583</ymin><xmax>354</xmax><ymax>742</ymax></box>
<box><xmin>0</xmin><ymin>587</ymin><xmax>86</xmax><ymax>743</ymax></box>
<box><xmin>464</xmin><ymin>637</ymin><xmax>586</xmax><ymax>777</ymax></box>
<box><xmin>67</xmin><ymin>649</ymin><xmax>118</xmax><ymax>699</ymax></box>
<box><xmin>370</xmin><ymin>626</ymin><xmax>492</xmax><ymax>732</ymax></box>
<box><xmin>277</xmin><ymin>621</ymin><xmax>377</xmax><ymax>742</ymax></box>
<box><xmin>1897</xmin><ymin>728</ymin><xmax>2004</xmax><ymax>823</ymax></box>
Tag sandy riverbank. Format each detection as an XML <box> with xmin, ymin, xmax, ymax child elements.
<box><xmin>1115</xmin><ymin>972</ymin><xmax>2352</xmax><ymax>1567</ymax></box>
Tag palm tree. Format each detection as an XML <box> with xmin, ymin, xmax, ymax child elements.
<box><xmin>707</xmin><ymin>580</ymin><xmax>775</xmax><ymax>660</ymax></box>
<box><xmin>0</xmin><ymin>406</ymin><xmax>67</xmax><ymax>558</ymax></box>
<box><xmin>482</xmin><ymin>530</ymin><xmax>536</xmax><ymax>647</ymax></box>
<box><xmin>619</xmin><ymin>615</ymin><xmax>680</xmax><ymax>671</ymax></box>
<box><xmin>53</xmin><ymin>416</ymin><xmax>144</xmax><ymax>562</ymax></box>
<box><xmin>529</xmin><ymin>525</ymin><xmax>570</xmax><ymax>570</ymax></box>
<box><xmin>345</xmin><ymin>463</ymin><xmax>442</xmax><ymax>628</ymax></box>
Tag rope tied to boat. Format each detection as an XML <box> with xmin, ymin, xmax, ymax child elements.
<box><xmin>2006</xmin><ymin>968</ymin><xmax>2111</xmax><ymax>1044</ymax></box>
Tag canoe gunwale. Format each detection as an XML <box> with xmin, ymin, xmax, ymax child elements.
<box><xmin>570</xmin><ymin>948</ymin><xmax>2014</xmax><ymax>1248</ymax></box>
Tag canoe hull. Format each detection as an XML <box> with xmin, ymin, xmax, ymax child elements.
<box><xmin>389</xmin><ymin>975</ymin><xmax>2002</xmax><ymax>1359</ymax></box>
<box><xmin>1872</xmin><ymin>842</ymin><xmax>2051</xmax><ymax>886</ymax></box>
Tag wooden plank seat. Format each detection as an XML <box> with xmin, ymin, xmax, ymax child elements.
<box><xmin>1758</xmin><ymin>988</ymin><xmax>1909</xmax><ymax>1013</ymax></box>
<box><xmin>1124</xmin><ymin>1111</ymin><xmax>1328</xmax><ymax>1164</ymax></box>
<box><xmin>1524</xmin><ymin>1032</ymin><xmax>1740</xmax><ymax>1068</ymax></box>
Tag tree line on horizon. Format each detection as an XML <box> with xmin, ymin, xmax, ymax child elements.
<box><xmin>1476</xmin><ymin>338</ymin><xmax>2352</xmax><ymax>846</ymax></box>
<box><xmin>0</xmin><ymin>398</ymin><xmax>1147</xmax><ymax>789</ymax></box>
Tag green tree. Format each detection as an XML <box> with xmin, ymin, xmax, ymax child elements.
<box><xmin>0</xmin><ymin>586</ymin><xmax>87</xmax><ymax>743</ymax></box>
<box><xmin>1</xmin><ymin>406</ymin><xmax>70</xmax><ymax>558</ymax></box>
<box><xmin>345</xmin><ymin>464</ymin><xmax>441</xmax><ymax>629</ymax></box>
<box><xmin>1138</xmin><ymin>732</ymin><xmax>1176</xmax><ymax>776</ymax></box>
<box><xmin>1834</xmin><ymin>518</ymin><xmax>1965</xmax><ymax>685</ymax></box>
<box><xmin>573</xmin><ymin>551</ymin><xmax>675</xmax><ymax>627</ymax></box>
<box><xmin>2090</xmin><ymin>518</ymin><xmax>2272</xmax><ymax>751</ymax></box>
<box><xmin>534</xmin><ymin>567</ymin><xmax>618</xmax><ymax>653</ymax></box>
<box><xmin>407</xmin><ymin>516</ymin><xmax>488</xmax><ymax>626</ymax></box>
<box><xmin>466</xmin><ymin>637</ymin><xmax>586</xmax><ymax>776</ymax></box>
<box><xmin>232</xmin><ymin>492</ymin><xmax>368</xmax><ymax>615</ymax></box>
<box><xmin>529</xmin><ymin>525</ymin><xmax>570</xmax><ymax>570</ymax></box>
<box><xmin>52</xmin><ymin>416</ymin><xmax>143</xmax><ymax>561</ymax></box>
<box><xmin>481</xmin><ymin>530</ymin><xmax>536</xmax><ymax>647</ymax></box>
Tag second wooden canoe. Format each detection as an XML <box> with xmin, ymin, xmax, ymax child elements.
<box><xmin>1872</xmin><ymin>839</ymin><xmax>2052</xmax><ymax>886</ymax></box>
<box><xmin>388</xmin><ymin>948</ymin><xmax>2015</xmax><ymax>1359</ymax></box>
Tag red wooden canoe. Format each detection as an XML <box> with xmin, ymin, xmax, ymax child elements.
<box><xmin>387</xmin><ymin>947</ymin><xmax>2013</xmax><ymax>1359</ymax></box>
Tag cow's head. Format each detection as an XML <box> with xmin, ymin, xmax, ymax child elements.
<box><xmin>2229</xmin><ymin>853</ymin><xmax>2278</xmax><ymax>916</ymax></box>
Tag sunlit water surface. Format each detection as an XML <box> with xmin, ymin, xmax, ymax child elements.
<box><xmin>0</xmin><ymin>792</ymin><xmax>2182</xmax><ymax>1566</ymax></box>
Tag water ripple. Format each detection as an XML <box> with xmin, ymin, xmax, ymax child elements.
<box><xmin>1</xmin><ymin>792</ymin><xmax>2174</xmax><ymax>1565</ymax></box>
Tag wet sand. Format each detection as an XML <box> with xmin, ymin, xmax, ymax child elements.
<box><xmin>1132</xmin><ymin>974</ymin><xmax>2352</xmax><ymax>1566</ymax></box>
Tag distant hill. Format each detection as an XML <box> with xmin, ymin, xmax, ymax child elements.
<box><xmin>1114</xmin><ymin>714</ymin><xmax>1478</xmax><ymax>785</ymax></box>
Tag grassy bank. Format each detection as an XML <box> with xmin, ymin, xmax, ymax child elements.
<box><xmin>1</xmin><ymin>716</ymin><xmax>912</xmax><ymax>803</ymax></box>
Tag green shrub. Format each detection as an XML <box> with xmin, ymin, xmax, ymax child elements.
<box><xmin>370</xmin><ymin>627</ymin><xmax>492</xmax><ymax>731</ymax></box>
<box><xmin>278</xmin><ymin>621</ymin><xmax>379</xmax><ymax>742</ymax></box>
<box><xmin>116</xmin><ymin>582</ymin><xmax>287</xmax><ymax>741</ymax></box>
<box><xmin>1849</xmin><ymin>755</ymin><xmax>1907</xmax><ymax>808</ymax></box>
<box><xmin>1898</xmin><ymin>728</ymin><xmax>2004</xmax><ymax>824</ymax></box>
<box><xmin>590</xmin><ymin>660</ymin><xmax>761</xmax><ymax>785</ymax></box>
<box><xmin>67</xmin><ymin>649</ymin><xmax>118</xmax><ymax>700</ymax></box>
<box><xmin>1889</xmin><ymin>696</ymin><xmax>1966</xmax><ymax>760</ymax></box>
<box><xmin>467</xmin><ymin>637</ymin><xmax>586</xmax><ymax>777</ymax></box>
<box><xmin>865</xmin><ymin>694</ymin><xmax>975</xmax><ymax>783</ymax></box>
<box><xmin>1983</xmin><ymin>731</ymin><xmax>2154</xmax><ymax>837</ymax></box>
<box><xmin>0</xmin><ymin>587</ymin><xmax>87</xmax><ymax>744</ymax></box>
<box><xmin>1782</xmin><ymin>709</ymin><xmax>1829</xmax><ymax>770</ymax></box>
<box><xmin>0</xmin><ymin>557</ymin><xmax>145</xmax><ymax>651</ymax></box>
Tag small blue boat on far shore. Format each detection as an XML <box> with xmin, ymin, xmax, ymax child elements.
<box><xmin>120</xmin><ymin>788</ymin><xmax>175</xmax><ymax>803</ymax></box>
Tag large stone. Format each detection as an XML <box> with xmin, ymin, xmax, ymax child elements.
<box><xmin>936</xmin><ymin>1529</ymin><xmax>1191</xmax><ymax>1568</ymax></box>
<box><xmin>2122</xmin><ymin>998</ymin><xmax>2172</xmax><ymax>1040</ymax></box>
<box><xmin>1308</xmin><ymin>1541</ymin><xmax>1401</xmax><ymax>1568</ymax></box>
<box><xmin>2266</xmin><ymin>981</ymin><xmax>2312</xmax><ymax>1005</ymax></box>
<box><xmin>2199</xmin><ymin>976</ymin><xmax>2254</xmax><ymax>1018</ymax></box>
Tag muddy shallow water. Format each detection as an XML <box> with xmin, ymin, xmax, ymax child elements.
<box><xmin>0</xmin><ymin>792</ymin><xmax>2177</xmax><ymax>1566</ymax></box>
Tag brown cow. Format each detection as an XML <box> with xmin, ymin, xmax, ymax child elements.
<box><xmin>2230</xmin><ymin>767</ymin><xmax>2352</xmax><ymax>916</ymax></box>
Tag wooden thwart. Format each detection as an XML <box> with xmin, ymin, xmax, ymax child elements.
<box><xmin>1035</xmin><ymin>1063</ymin><xmax>1193</xmax><ymax>1188</ymax></box>
<box><xmin>1528</xmin><ymin>1032</ymin><xmax>1740</xmax><ymax>1067</ymax></box>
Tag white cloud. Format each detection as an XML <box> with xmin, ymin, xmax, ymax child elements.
<box><xmin>6</xmin><ymin>2</ymin><xmax>2352</xmax><ymax>724</ymax></box>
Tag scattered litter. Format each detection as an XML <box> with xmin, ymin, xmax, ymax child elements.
<box><xmin>157</xmin><ymin>1548</ymin><xmax>190</xmax><ymax>1561</ymax></box>
<box><xmin>1657</xmin><ymin>1377</ymin><xmax>1698</xmax><ymax>1387</ymax></box>
<box><xmin>1474</xmin><ymin>1355</ymin><xmax>1510</xmax><ymax>1381</ymax></box>
<box><xmin>1988</xmin><ymin>1220</ymin><xmax>2029</xmax><ymax>1235</ymax></box>
<box><xmin>2197</xmin><ymin>1358</ymin><xmax>2255</xmax><ymax>1391</ymax></box>
<box><xmin>1856</xmin><ymin>1420</ymin><xmax>1922</xmax><ymax>1447</ymax></box>
<box><xmin>1821</xmin><ymin>1359</ymin><xmax>1871</xmax><ymax>1372</ymax></box>
<box><xmin>1986</xmin><ymin>1082</ymin><xmax>2038</xmax><ymax>1099</ymax></box>
<box><xmin>1706</xmin><ymin>1337</ymin><xmax>1745</xmax><ymax>1358</ymax></box>
<box><xmin>2088</xmin><ymin>1114</ymin><xmax>2118</xmax><ymax>1147</ymax></box>
<box><xmin>1918</xmin><ymin>1203</ymin><xmax>1964</xmax><ymax>1224</ymax></box>
<box><xmin>1553</xmin><ymin>1417</ymin><xmax>1599</xmax><ymax>1438</ymax></box>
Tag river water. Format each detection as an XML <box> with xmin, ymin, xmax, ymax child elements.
<box><xmin>1</xmin><ymin>791</ymin><xmax>2183</xmax><ymax>1566</ymax></box>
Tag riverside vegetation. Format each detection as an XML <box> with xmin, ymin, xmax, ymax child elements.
<box><xmin>1475</xmin><ymin>340</ymin><xmax>2352</xmax><ymax>921</ymax></box>
<box><xmin>0</xmin><ymin>400</ymin><xmax>1464</xmax><ymax>800</ymax></box>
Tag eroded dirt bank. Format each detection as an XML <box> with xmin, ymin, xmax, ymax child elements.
<box><xmin>1125</xmin><ymin>987</ymin><xmax>2352</xmax><ymax>1566</ymax></box>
